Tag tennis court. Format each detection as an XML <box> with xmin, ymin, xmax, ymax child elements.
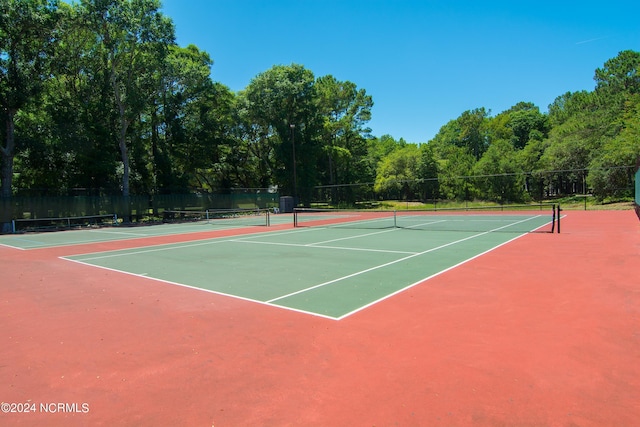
<box><xmin>0</xmin><ymin>208</ymin><xmax>286</xmax><ymax>250</ymax></box>
<box><xmin>2</xmin><ymin>208</ymin><xmax>639</xmax><ymax>427</ymax></box>
<box><xmin>61</xmin><ymin>210</ymin><xmax>555</xmax><ymax>319</ymax></box>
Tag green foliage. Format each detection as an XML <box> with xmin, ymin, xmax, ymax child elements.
<box><xmin>595</xmin><ymin>50</ymin><xmax>640</xmax><ymax>96</ymax></box>
<box><xmin>587</xmin><ymin>95</ymin><xmax>640</xmax><ymax>200</ymax></box>
<box><xmin>374</xmin><ymin>144</ymin><xmax>421</xmax><ymax>199</ymax></box>
<box><xmin>0</xmin><ymin>0</ymin><xmax>60</xmax><ymax>197</ymax></box>
<box><xmin>314</xmin><ymin>74</ymin><xmax>373</xmax><ymax>203</ymax></box>
<box><xmin>1</xmin><ymin>1</ymin><xmax>637</xmax><ymax>211</ymax></box>
<box><xmin>241</xmin><ymin>63</ymin><xmax>320</xmax><ymax>203</ymax></box>
<box><xmin>437</xmin><ymin>146</ymin><xmax>476</xmax><ymax>201</ymax></box>
<box><xmin>430</xmin><ymin>108</ymin><xmax>490</xmax><ymax>161</ymax></box>
<box><xmin>473</xmin><ymin>139</ymin><xmax>525</xmax><ymax>203</ymax></box>
<box><xmin>417</xmin><ymin>144</ymin><xmax>439</xmax><ymax>200</ymax></box>
<box><xmin>506</xmin><ymin>107</ymin><xmax>549</xmax><ymax>149</ymax></box>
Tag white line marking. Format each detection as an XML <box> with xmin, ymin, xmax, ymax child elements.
<box><xmin>61</xmin><ymin>214</ymin><xmax>551</xmax><ymax>320</ymax></box>
<box><xmin>66</xmin><ymin>238</ymin><xmax>233</xmax><ymax>261</ymax></box>
<box><xmin>401</xmin><ymin>219</ymin><xmax>448</xmax><ymax>229</ymax></box>
<box><xmin>63</xmin><ymin>227</ymin><xmax>290</xmax><ymax>259</ymax></box>
<box><xmin>87</xmin><ymin>229</ymin><xmax>151</xmax><ymax>237</ymax></box>
<box><xmin>267</xmin><ymin>216</ymin><xmax>541</xmax><ymax>304</ymax></box>
<box><xmin>336</xmin><ymin>231</ymin><xmax>530</xmax><ymax>320</ymax></box>
<box><xmin>230</xmin><ymin>239</ymin><xmax>417</xmax><ymax>255</ymax></box>
<box><xmin>306</xmin><ymin>227</ymin><xmax>399</xmax><ymax>246</ymax></box>
<box><xmin>62</xmin><ymin>257</ymin><xmax>339</xmax><ymax>320</ymax></box>
<box><xmin>0</xmin><ymin>242</ymin><xmax>28</xmax><ymax>250</ymax></box>
<box><xmin>0</xmin><ymin>237</ymin><xmax>47</xmax><ymax>249</ymax></box>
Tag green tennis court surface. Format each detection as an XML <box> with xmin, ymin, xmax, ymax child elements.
<box><xmin>63</xmin><ymin>213</ymin><xmax>553</xmax><ymax>319</ymax></box>
<box><xmin>0</xmin><ymin>213</ymin><xmax>292</xmax><ymax>249</ymax></box>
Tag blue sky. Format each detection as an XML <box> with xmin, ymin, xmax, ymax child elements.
<box><xmin>160</xmin><ymin>0</ymin><xmax>639</xmax><ymax>143</ymax></box>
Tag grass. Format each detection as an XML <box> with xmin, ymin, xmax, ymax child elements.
<box><xmin>550</xmin><ymin>195</ymin><xmax>635</xmax><ymax>210</ymax></box>
<box><xmin>317</xmin><ymin>198</ymin><xmax>636</xmax><ymax>212</ymax></box>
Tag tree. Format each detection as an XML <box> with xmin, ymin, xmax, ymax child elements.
<box><xmin>18</xmin><ymin>1</ymin><xmax>120</xmax><ymax>195</ymax></box>
<box><xmin>587</xmin><ymin>95</ymin><xmax>640</xmax><ymax>200</ymax></box>
<box><xmin>595</xmin><ymin>50</ymin><xmax>640</xmax><ymax>96</ymax></box>
<box><xmin>429</xmin><ymin>109</ymin><xmax>492</xmax><ymax>200</ymax></box>
<box><xmin>314</xmin><ymin>75</ymin><xmax>373</xmax><ymax>203</ymax></box>
<box><xmin>583</xmin><ymin>50</ymin><xmax>640</xmax><ymax>200</ymax></box>
<box><xmin>473</xmin><ymin>139</ymin><xmax>525</xmax><ymax>203</ymax></box>
<box><xmin>485</xmin><ymin>102</ymin><xmax>549</xmax><ymax>150</ymax></box>
<box><xmin>242</xmin><ymin>64</ymin><xmax>320</xmax><ymax>203</ymax></box>
<box><xmin>417</xmin><ymin>143</ymin><xmax>439</xmax><ymax>201</ymax></box>
<box><xmin>374</xmin><ymin>144</ymin><xmax>421</xmax><ymax>200</ymax></box>
<box><xmin>235</xmin><ymin>91</ymin><xmax>279</xmax><ymax>189</ymax></box>
<box><xmin>368</xmin><ymin>134</ymin><xmax>405</xmax><ymax>162</ymax></box>
<box><xmin>79</xmin><ymin>0</ymin><xmax>174</xmax><ymax>200</ymax></box>
<box><xmin>0</xmin><ymin>0</ymin><xmax>59</xmax><ymax>198</ymax></box>
<box><xmin>153</xmin><ymin>44</ymin><xmax>225</xmax><ymax>192</ymax></box>
<box><xmin>185</xmin><ymin>82</ymin><xmax>240</xmax><ymax>191</ymax></box>
<box><xmin>542</xmin><ymin>88</ymin><xmax>620</xmax><ymax>195</ymax></box>
<box><xmin>518</xmin><ymin>137</ymin><xmax>550</xmax><ymax>200</ymax></box>
<box><xmin>434</xmin><ymin>146</ymin><xmax>476</xmax><ymax>201</ymax></box>
<box><xmin>421</xmin><ymin>108</ymin><xmax>488</xmax><ymax>157</ymax></box>
<box><xmin>505</xmin><ymin>104</ymin><xmax>549</xmax><ymax>150</ymax></box>
<box><xmin>456</xmin><ymin>108</ymin><xmax>490</xmax><ymax>160</ymax></box>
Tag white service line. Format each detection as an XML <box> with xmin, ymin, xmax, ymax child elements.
<box><xmin>230</xmin><ymin>239</ymin><xmax>417</xmax><ymax>255</ymax></box>
<box><xmin>266</xmin><ymin>215</ymin><xmax>541</xmax><ymax>304</ymax></box>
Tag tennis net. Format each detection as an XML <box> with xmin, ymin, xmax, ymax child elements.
<box><xmin>12</xmin><ymin>214</ymin><xmax>117</xmax><ymax>233</ymax></box>
<box><xmin>293</xmin><ymin>205</ymin><xmax>558</xmax><ymax>233</ymax></box>
<box><xmin>162</xmin><ymin>208</ymin><xmax>270</xmax><ymax>227</ymax></box>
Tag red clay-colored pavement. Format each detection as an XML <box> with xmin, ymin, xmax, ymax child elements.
<box><xmin>1</xmin><ymin>210</ymin><xmax>639</xmax><ymax>426</ymax></box>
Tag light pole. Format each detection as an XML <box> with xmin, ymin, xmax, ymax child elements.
<box><xmin>290</xmin><ymin>124</ymin><xmax>297</xmax><ymax>199</ymax></box>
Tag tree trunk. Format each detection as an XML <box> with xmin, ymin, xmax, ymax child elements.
<box><xmin>1</xmin><ymin>110</ymin><xmax>16</xmax><ymax>198</ymax></box>
<box><xmin>118</xmin><ymin>116</ymin><xmax>131</xmax><ymax>223</ymax></box>
<box><xmin>119</xmin><ymin>120</ymin><xmax>130</xmax><ymax>197</ymax></box>
<box><xmin>112</xmin><ymin>69</ymin><xmax>131</xmax><ymax>222</ymax></box>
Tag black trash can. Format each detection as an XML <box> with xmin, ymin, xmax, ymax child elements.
<box><xmin>279</xmin><ymin>196</ymin><xmax>294</xmax><ymax>213</ymax></box>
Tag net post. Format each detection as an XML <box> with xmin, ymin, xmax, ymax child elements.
<box><xmin>556</xmin><ymin>205</ymin><xmax>561</xmax><ymax>233</ymax></box>
<box><xmin>293</xmin><ymin>209</ymin><xmax>298</xmax><ymax>227</ymax></box>
<box><xmin>551</xmin><ymin>204</ymin><xmax>556</xmax><ymax>233</ymax></box>
<box><xmin>11</xmin><ymin>219</ymin><xmax>16</xmax><ymax>234</ymax></box>
<box><xmin>394</xmin><ymin>209</ymin><xmax>397</xmax><ymax>228</ymax></box>
<box><xmin>266</xmin><ymin>209</ymin><xmax>270</xmax><ymax>227</ymax></box>
<box><xmin>206</xmin><ymin>209</ymin><xmax>210</xmax><ymax>223</ymax></box>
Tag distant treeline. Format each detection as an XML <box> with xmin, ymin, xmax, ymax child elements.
<box><xmin>1</xmin><ymin>1</ymin><xmax>639</xmax><ymax>205</ymax></box>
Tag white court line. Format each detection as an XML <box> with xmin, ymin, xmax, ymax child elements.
<box><xmin>401</xmin><ymin>219</ymin><xmax>448</xmax><ymax>229</ymax></box>
<box><xmin>67</xmin><ymin>237</ymin><xmax>235</xmax><ymax>261</ymax></box>
<box><xmin>231</xmin><ymin>239</ymin><xmax>417</xmax><ymax>255</ymax></box>
<box><xmin>1</xmin><ymin>227</ymin><xmax>155</xmax><ymax>249</ymax></box>
<box><xmin>62</xmin><ymin>214</ymin><xmax>549</xmax><ymax>320</ymax></box>
<box><xmin>7</xmin><ymin>220</ymin><xmax>266</xmax><ymax>250</ymax></box>
<box><xmin>230</xmin><ymin>225</ymin><xmax>417</xmax><ymax>255</ymax></box>
<box><xmin>69</xmin><ymin>223</ymin><xmax>417</xmax><ymax>263</ymax></box>
<box><xmin>337</xmin><ymin>230</ymin><xmax>530</xmax><ymax>320</ymax></box>
<box><xmin>0</xmin><ymin>242</ymin><xmax>28</xmax><ymax>250</ymax></box>
<box><xmin>306</xmin><ymin>227</ymin><xmax>400</xmax><ymax>246</ymax></box>
<box><xmin>266</xmin><ymin>232</ymin><xmax>482</xmax><ymax>304</ymax></box>
<box><xmin>63</xmin><ymin>257</ymin><xmax>339</xmax><ymax>321</ymax></box>
<box><xmin>266</xmin><ymin>216</ymin><xmax>542</xmax><ymax>304</ymax></box>
<box><xmin>62</xmin><ymin>226</ymin><xmax>300</xmax><ymax>259</ymax></box>
<box><xmin>86</xmin><ymin>229</ymin><xmax>153</xmax><ymax>237</ymax></box>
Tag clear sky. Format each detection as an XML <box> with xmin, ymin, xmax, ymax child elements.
<box><xmin>160</xmin><ymin>0</ymin><xmax>639</xmax><ymax>143</ymax></box>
